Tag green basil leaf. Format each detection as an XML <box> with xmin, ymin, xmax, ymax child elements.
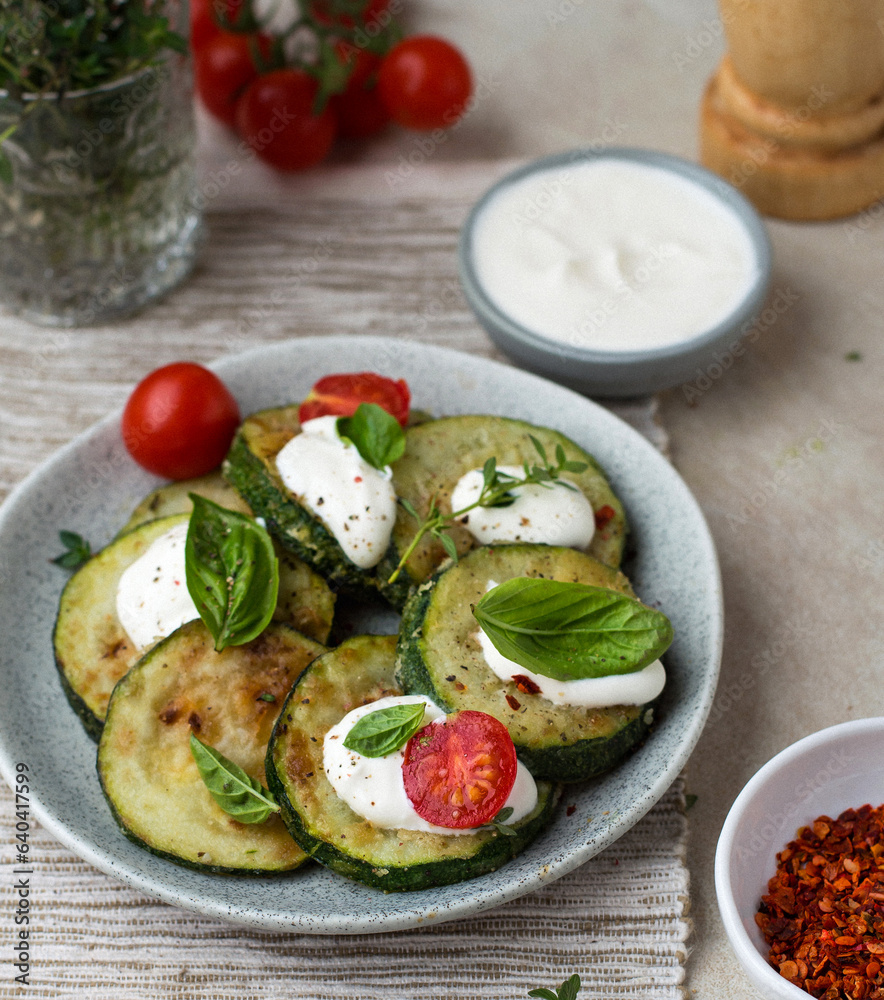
<box><xmin>343</xmin><ymin>702</ymin><xmax>428</xmax><ymax>758</ymax></box>
<box><xmin>189</xmin><ymin>734</ymin><xmax>280</xmax><ymax>824</ymax></box>
<box><xmin>336</xmin><ymin>402</ymin><xmax>405</xmax><ymax>470</ymax></box>
<box><xmin>473</xmin><ymin>578</ymin><xmax>673</xmax><ymax>681</ymax></box>
<box><xmin>184</xmin><ymin>494</ymin><xmax>279</xmax><ymax>652</ymax></box>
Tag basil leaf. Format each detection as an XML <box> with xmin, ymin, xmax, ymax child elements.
<box><xmin>473</xmin><ymin>578</ymin><xmax>673</xmax><ymax>681</ymax></box>
<box><xmin>337</xmin><ymin>402</ymin><xmax>405</xmax><ymax>470</ymax></box>
<box><xmin>189</xmin><ymin>734</ymin><xmax>280</xmax><ymax>824</ymax></box>
<box><xmin>343</xmin><ymin>702</ymin><xmax>428</xmax><ymax>758</ymax></box>
<box><xmin>184</xmin><ymin>495</ymin><xmax>279</xmax><ymax>652</ymax></box>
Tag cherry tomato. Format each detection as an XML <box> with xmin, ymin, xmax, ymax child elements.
<box><xmin>402</xmin><ymin>711</ymin><xmax>518</xmax><ymax>829</ymax></box>
<box><xmin>331</xmin><ymin>48</ymin><xmax>390</xmax><ymax>139</ymax></box>
<box><xmin>298</xmin><ymin>372</ymin><xmax>410</xmax><ymax>425</ymax></box>
<box><xmin>190</xmin><ymin>0</ymin><xmax>222</xmax><ymax>52</ymax></box>
<box><xmin>121</xmin><ymin>363</ymin><xmax>240</xmax><ymax>480</ymax></box>
<box><xmin>195</xmin><ymin>32</ymin><xmax>267</xmax><ymax>126</ymax></box>
<box><xmin>235</xmin><ymin>69</ymin><xmax>338</xmax><ymax>171</ymax></box>
<box><xmin>377</xmin><ymin>36</ymin><xmax>472</xmax><ymax>131</ymax></box>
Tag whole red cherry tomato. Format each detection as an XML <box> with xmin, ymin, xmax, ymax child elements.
<box><xmin>402</xmin><ymin>711</ymin><xmax>518</xmax><ymax>829</ymax></box>
<box><xmin>235</xmin><ymin>69</ymin><xmax>338</xmax><ymax>171</ymax></box>
<box><xmin>195</xmin><ymin>32</ymin><xmax>268</xmax><ymax>126</ymax></box>
<box><xmin>121</xmin><ymin>363</ymin><xmax>240</xmax><ymax>480</ymax></box>
<box><xmin>377</xmin><ymin>35</ymin><xmax>472</xmax><ymax>131</ymax></box>
<box><xmin>298</xmin><ymin>372</ymin><xmax>410</xmax><ymax>426</ymax></box>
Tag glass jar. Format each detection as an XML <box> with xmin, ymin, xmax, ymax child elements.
<box><xmin>0</xmin><ymin>27</ymin><xmax>202</xmax><ymax>326</ymax></box>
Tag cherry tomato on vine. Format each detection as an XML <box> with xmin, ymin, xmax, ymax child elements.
<box><xmin>402</xmin><ymin>711</ymin><xmax>518</xmax><ymax>829</ymax></box>
<box><xmin>331</xmin><ymin>47</ymin><xmax>390</xmax><ymax>139</ymax></box>
<box><xmin>194</xmin><ymin>32</ymin><xmax>268</xmax><ymax>127</ymax></box>
<box><xmin>298</xmin><ymin>372</ymin><xmax>411</xmax><ymax>425</ymax></box>
<box><xmin>121</xmin><ymin>363</ymin><xmax>241</xmax><ymax>480</ymax></box>
<box><xmin>190</xmin><ymin>0</ymin><xmax>250</xmax><ymax>50</ymax></box>
<box><xmin>377</xmin><ymin>35</ymin><xmax>472</xmax><ymax>131</ymax></box>
<box><xmin>235</xmin><ymin>69</ymin><xmax>338</xmax><ymax>170</ymax></box>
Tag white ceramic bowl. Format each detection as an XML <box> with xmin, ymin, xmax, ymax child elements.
<box><xmin>715</xmin><ymin>717</ymin><xmax>884</xmax><ymax>999</ymax></box>
<box><xmin>458</xmin><ymin>148</ymin><xmax>772</xmax><ymax>398</ymax></box>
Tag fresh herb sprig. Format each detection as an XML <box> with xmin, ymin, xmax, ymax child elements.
<box><xmin>51</xmin><ymin>529</ymin><xmax>92</xmax><ymax>569</ymax></box>
<box><xmin>528</xmin><ymin>973</ymin><xmax>582</xmax><ymax>1000</ymax></box>
<box><xmin>337</xmin><ymin>403</ymin><xmax>405</xmax><ymax>470</ymax></box>
<box><xmin>184</xmin><ymin>494</ymin><xmax>279</xmax><ymax>652</ymax></box>
<box><xmin>189</xmin><ymin>733</ymin><xmax>280</xmax><ymax>824</ymax></box>
<box><xmin>388</xmin><ymin>437</ymin><xmax>588</xmax><ymax>583</ymax></box>
<box><xmin>342</xmin><ymin>701</ymin><xmax>427</xmax><ymax>758</ymax></box>
<box><xmin>0</xmin><ymin>0</ymin><xmax>186</xmax><ymax>98</ymax></box>
<box><xmin>473</xmin><ymin>578</ymin><xmax>673</xmax><ymax>681</ymax></box>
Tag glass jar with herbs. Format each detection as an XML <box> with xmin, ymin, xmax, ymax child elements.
<box><xmin>0</xmin><ymin>0</ymin><xmax>203</xmax><ymax>326</ymax></box>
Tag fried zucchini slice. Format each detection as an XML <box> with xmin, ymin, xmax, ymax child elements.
<box><xmin>266</xmin><ymin>634</ymin><xmax>559</xmax><ymax>892</ymax></box>
<box><xmin>375</xmin><ymin>415</ymin><xmax>627</xmax><ymax>607</ymax></box>
<box><xmin>98</xmin><ymin>620</ymin><xmax>326</xmax><ymax>874</ymax></box>
<box><xmin>222</xmin><ymin>405</ymin><xmax>395</xmax><ymax>599</ymax></box>
<box><xmin>396</xmin><ymin>545</ymin><xmax>656</xmax><ymax>782</ymax></box>
<box><xmin>54</xmin><ymin>511</ymin><xmax>334</xmax><ymax>739</ymax></box>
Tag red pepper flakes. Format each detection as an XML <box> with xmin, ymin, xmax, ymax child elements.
<box><xmin>756</xmin><ymin>803</ymin><xmax>884</xmax><ymax>999</ymax></box>
<box><xmin>512</xmin><ymin>674</ymin><xmax>542</xmax><ymax>695</ymax></box>
<box><xmin>594</xmin><ymin>505</ymin><xmax>616</xmax><ymax>530</ymax></box>
<box><xmin>505</xmin><ymin>693</ymin><xmax>521</xmax><ymax>711</ymax></box>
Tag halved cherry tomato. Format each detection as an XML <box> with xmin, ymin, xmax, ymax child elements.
<box><xmin>402</xmin><ymin>711</ymin><xmax>517</xmax><ymax>829</ymax></box>
<box><xmin>121</xmin><ymin>363</ymin><xmax>240</xmax><ymax>480</ymax></box>
<box><xmin>377</xmin><ymin>35</ymin><xmax>472</xmax><ymax>131</ymax></box>
<box><xmin>298</xmin><ymin>372</ymin><xmax>410</xmax><ymax>426</ymax></box>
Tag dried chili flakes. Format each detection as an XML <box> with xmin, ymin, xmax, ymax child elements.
<box><xmin>756</xmin><ymin>803</ymin><xmax>884</xmax><ymax>999</ymax></box>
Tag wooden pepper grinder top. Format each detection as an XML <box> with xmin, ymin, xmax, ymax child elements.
<box><xmin>700</xmin><ymin>0</ymin><xmax>884</xmax><ymax>219</ymax></box>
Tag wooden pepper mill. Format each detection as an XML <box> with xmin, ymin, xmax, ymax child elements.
<box><xmin>700</xmin><ymin>0</ymin><xmax>884</xmax><ymax>219</ymax></box>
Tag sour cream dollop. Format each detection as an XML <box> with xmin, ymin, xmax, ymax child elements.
<box><xmin>115</xmin><ymin>521</ymin><xmax>198</xmax><ymax>650</ymax></box>
<box><xmin>275</xmin><ymin>415</ymin><xmax>397</xmax><ymax>569</ymax></box>
<box><xmin>476</xmin><ymin>581</ymin><xmax>666</xmax><ymax>709</ymax></box>
<box><xmin>323</xmin><ymin>695</ymin><xmax>538</xmax><ymax>835</ymax></box>
<box><xmin>450</xmin><ymin>466</ymin><xmax>595</xmax><ymax>548</ymax></box>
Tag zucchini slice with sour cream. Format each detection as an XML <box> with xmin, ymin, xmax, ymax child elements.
<box><xmin>265</xmin><ymin>633</ymin><xmax>559</xmax><ymax>892</ymax></box>
<box><xmin>395</xmin><ymin>544</ymin><xmax>660</xmax><ymax>783</ymax></box>
<box><xmin>98</xmin><ymin>620</ymin><xmax>325</xmax><ymax>874</ymax></box>
<box><xmin>222</xmin><ymin>405</ymin><xmax>398</xmax><ymax>599</ymax></box>
<box><xmin>374</xmin><ymin>415</ymin><xmax>627</xmax><ymax>608</ymax></box>
<box><xmin>54</xmin><ymin>511</ymin><xmax>335</xmax><ymax>739</ymax></box>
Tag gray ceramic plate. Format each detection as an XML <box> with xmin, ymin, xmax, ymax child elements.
<box><xmin>0</xmin><ymin>336</ymin><xmax>722</xmax><ymax>934</ymax></box>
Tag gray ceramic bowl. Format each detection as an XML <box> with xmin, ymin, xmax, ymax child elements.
<box><xmin>715</xmin><ymin>717</ymin><xmax>884</xmax><ymax>999</ymax></box>
<box><xmin>458</xmin><ymin>148</ymin><xmax>772</xmax><ymax>398</ymax></box>
<box><xmin>0</xmin><ymin>336</ymin><xmax>722</xmax><ymax>933</ymax></box>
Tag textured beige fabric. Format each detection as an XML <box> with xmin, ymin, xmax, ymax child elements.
<box><xmin>0</xmin><ymin>185</ymin><xmax>687</xmax><ymax>999</ymax></box>
<box><xmin>0</xmin><ymin>780</ymin><xmax>688</xmax><ymax>1000</ymax></box>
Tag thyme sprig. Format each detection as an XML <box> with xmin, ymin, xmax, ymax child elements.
<box><xmin>387</xmin><ymin>436</ymin><xmax>588</xmax><ymax>583</ymax></box>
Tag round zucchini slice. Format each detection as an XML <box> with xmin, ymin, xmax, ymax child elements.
<box><xmin>54</xmin><ymin>512</ymin><xmax>335</xmax><ymax>739</ymax></box>
<box><xmin>118</xmin><ymin>470</ymin><xmax>252</xmax><ymax>535</ymax></box>
<box><xmin>98</xmin><ymin>620</ymin><xmax>326</xmax><ymax>875</ymax></box>
<box><xmin>375</xmin><ymin>415</ymin><xmax>627</xmax><ymax>607</ymax></box>
<box><xmin>395</xmin><ymin>544</ymin><xmax>656</xmax><ymax>783</ymax></box>
<box><xmin>265</xmin><ymin>633</ymin><xmax>559</xmax><ymax>892</ymax></box>
<box><xmin>223</xmin><ymin>405</ymin><xmax>393</xmax><ymax>599</ymax></box>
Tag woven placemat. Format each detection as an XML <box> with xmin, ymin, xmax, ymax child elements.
<box><xmin>0</xmin><ymin>176</ymin><xmax>688</xmax><ymax>998</ymax></box>
<box><xmin>0</xmin><ymin>777</ymin><xmax>688</xmax><ymax>1000</ymax></box>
